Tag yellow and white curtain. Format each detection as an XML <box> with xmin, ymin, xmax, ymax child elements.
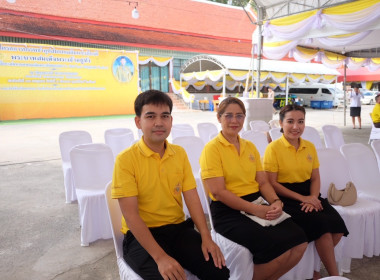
<box><xmin>139</xmin><ymin>56</ymin><xmax>173</xmax><ymax>79</ymax></box>
<box><xmin>256</xmin><ymin>0</ymin><xmax>380</xmax><ymax>71</ymax></box>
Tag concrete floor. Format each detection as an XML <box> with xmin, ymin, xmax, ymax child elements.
<box><xmin>1</xmin><ymin>105</ymin><xmax>379</xmax><ymax>280</ymax></box>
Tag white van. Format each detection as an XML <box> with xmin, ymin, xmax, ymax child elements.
<box><xmin>288</xmin><ymin>83</ymin><xmax>341</xmax><ymax>107</ymax></box>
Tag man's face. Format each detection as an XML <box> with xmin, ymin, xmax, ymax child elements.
<box><xmin>354</xmin><ymin>87</ymin><xmax>359</xmax><ymax>93</ymax></box>
<box><xmin>120</xmin><ymin>58</ymin><xmax>126</xmax><ymax>65</ymax></box>
<box><xmin>135</xmin><ymin>103</ymin><xmax>172</xmax><ymax>147</ymax></box>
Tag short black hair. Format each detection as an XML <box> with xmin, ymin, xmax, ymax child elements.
<box><xmin>134</xmin><ymin>90</ymin><xmax>173</xmax><ymax>117</ymax></box>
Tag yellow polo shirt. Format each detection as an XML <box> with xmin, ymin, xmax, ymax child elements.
<box><xmin>200</xmin><ymin>132</ymin><xmax>262</xmax><ymax>200</ymax></box>
<box><xmin>372</xmin><ymin>103</ymin><xmax>380</xmax><ymax>123</ymax></box>
<box><xmin>263</xmin><ymin>135</ymin><xmax>319</xmax><ymax>183</ymax></box>
<box><xmin>112</xmin><ymin>138</ymin><xmax>196</xmax><ymax>234</ymax></box>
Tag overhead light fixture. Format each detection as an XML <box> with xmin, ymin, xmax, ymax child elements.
<box><xmin>132</xmin><ymin>6</ymin><xmax>139</xmax><ymax>19</ymax></box>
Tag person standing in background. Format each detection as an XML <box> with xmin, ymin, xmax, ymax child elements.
<box><xmin>349</xmin><ymin>85</ymin><xmax>364</xmax><ymax>129</ymax></box>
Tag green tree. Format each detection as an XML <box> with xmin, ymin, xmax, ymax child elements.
<box><xmin>208</xmin><ymin>0</ymin><xmax>251</xmax><ymax>7</ymax></box>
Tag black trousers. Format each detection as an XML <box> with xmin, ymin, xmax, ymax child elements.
<box><xmin>374</xmin><ymin>122</ymin><xmax>380</xmax><ymax>128</ymax></box>
<box><xmin>123</xmin><ymin>219</ymin><xmax>230</xmax><ymax>280</ymax></box>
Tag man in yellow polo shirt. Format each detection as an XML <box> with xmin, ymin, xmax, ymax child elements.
<box><xmin>371</xmin><ymin>94</ymin><xmax>380</xmax><ymax>128</ymax></box>
<box><xmin>112</xmin><ymin>90</ymin><xmax>229</xmax><ymax>280</ymax></box>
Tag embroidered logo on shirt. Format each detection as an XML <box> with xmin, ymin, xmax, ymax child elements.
<box><xmin>307</xmin><ymin>154</ymin><xmax>313</xmax><ymax>162</ymax></box>
<box><xmin>249</xmin><ymin>154</ymin><xmax>255</xmax><ymax>162</ymax></box>
<box><xmin>173</xmin><ymin>183</ymin><xmax>181</xmax><ymax>195</ymax></box>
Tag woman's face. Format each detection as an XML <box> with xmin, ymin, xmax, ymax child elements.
<box><xmin>218</xmin><ymin>103</ymin><xmax>245</xmax><ymax>137</ymax></box>
<box><xmin>280</xmin><ymin>110</ymin><xmax>305</xmax><ymax>143</ymax></box>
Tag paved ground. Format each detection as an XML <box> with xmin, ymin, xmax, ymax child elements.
<box><xmin>1</xmin><ymin>105</ymin><xmax>379</xmax><ymax>280</ymax></box>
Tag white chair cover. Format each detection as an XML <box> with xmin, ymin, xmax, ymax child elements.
<box><xmin>322</xmin><ymin>125</ymin><xmax>345</xmax><ymax>150</ymax></box>
<box><xmin>171</xmin><ymin>124</ymin><xmax>195</xmax><ymax>141</ymax></box>
<box><xmin>240</xmin><ymin>130</ymin><xmax>268</xmax><ymax>156</ymax></box>
<box><xmin>137</xmin><ymin>128</ymin><xmax>143</xmax><ymax>139</ymax></box>
<box><xmin>269</xmin><ymin>127</ymin><xmax>282</xmax><ymax>141</ymax></box>
<box><xmin>197</xmin><ymin>122</ymin><xmax>218</xmax><ymax>145</ymax></box>
<box><xmin>340</xmin><ymin>143</ymin><xmax>380</xmax><ymax>202</ymax></box>
<box><xmin>368</xmin><ymin>122</ymin><xmax>380</xmax><ymax>144</ymax></box>
<box><xmin>197</xmin><ymin>172</ymin><xmax>319</xmax><ymax>280</ymax></box>
<box><xmin>59</xmin><ymin>130</ymin><xmax>92</xmax><ymax>203</ymax></box>
<box><xmin>319</xmin><ymin>277</ymin><xmax>350</xmax><ymax>280</ymax></box>
<box><xmin>371</xmin><ymin>140</ymin><xmax>380</xmax><ymax>172</ymax></box>
<box><xmin>268</xmin><ymin>119</ymin><xmax>280</xmax><ymax>128</ymax></box>
<box><xmin>318</xmin><ymin>148</ymin><xmax>380</xmax><ymax>273</ymax></box>
<box><xmin>104</xmin><ymin>128</ymin><xmax>135</xmax><ymax>160</ymax></box>
<box><xmin>105</xmin><ymin>182</ymin><xmax>199</xmax><ymax>280</ymax></box>
<box><xmin>249</xmin><ymin>120</ymin><xmax>270</xmax><ymax>132</ymax></box>
<box><xmin>70</xmin><ymin>143</ymin><xmax>114</xmax><ymax>246</ymax></box>
<box><xmin>173</xmin><ymin>136</ymin><xmax>206</xmax><ymax>217</ymax></box>
<box><xmin>302</xmin><ymin>126</ymin><xmax>324</xmax><ymax>149</ymax></box>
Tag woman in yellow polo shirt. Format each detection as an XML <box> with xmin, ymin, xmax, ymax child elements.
<box><xmin>371</xmin><ymin>94</ymin><xmax>380</xmax><ymax>128</ymax></box>
<box><xmin>200</xmin><ymin>97</ymin><xmax>308</xmax><ymax>280</ymax></box>
<box><xmin>263</xmin><ymin>104</ymin><xmax>348</xmax><ymax>278</ymax></box>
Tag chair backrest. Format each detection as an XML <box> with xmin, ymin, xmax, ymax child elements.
<box><xmin>171</xmin><ymin>124</ymin><xmax>195</xmax><ymax>141</ymax></box>
<box><xmin>197</xmin><ymin>170</ymin><xmax>214</xmax><ymax>231</ymax></box>
<box><xmin>269</xmin><ymin>127</ymin><xmax>282</xmax><ymax>141</ymax></box>
<box><xmin>321</xmin><ymin>125</ymin><xmax>345</xmax><ymax>149</ymax></box>
<box><xmin>240</xmin><ymin>130</ymin><xmax>268</xmax><ymax>156</ymax></box>
<box><xmin>249</xmin><ymin>120</ymin><xmax>270</xmax><ymax>132</ymax></box>
<box><xmin>105</xmin><ymin>181</ymin><xmax>124</xmax><ymax>259</ymax></box>
<box><xmin>268</xmin><ymin>119</ymin><xmax>280</xmax><ymax>128</ymax></box>
<box><xmin>371</xmin><ymin>140</ymin><xmax>380</xmax><ymax>172</ymax></box>
<box><xmin>70</xmin><ymin>143</ymin><xmax>114</xmax><ymax>191</ymax></box>
<box><xmin>302</xmin><ymin>126</ymin><xmax>323</xmax><ymax>149</ymax></box>
<box><xmin>104</xmin><ymin>128</ymin><xmax>135</xmax><ymax>160</ymax></box>
<box><xmin>317</xmin><ymin>148</ymin><xmax>352</xmax><ymax>198</ymax></box>
<box><xmin>172</xmin><ymin>136</ymin><xmax>204</xmax><ymax>175</ymax></box>
<box><xmin>340</xmin><ymin>143</ymin><xmax>380</xmax><ymax>195</ymax></box>
<box><xmin>369</xmin><ymin>122</ymin><xmax>380</xmax><ymax>143</ymax></box>
<box><xmin>59</xmin><ymin>130</ymin><xmax>92</xmax><ymax>163</ymax></box>
<box><xmin>197</xmin><ymin>122</ymin><xmax>218</xmax><ymax>145</ymax></box>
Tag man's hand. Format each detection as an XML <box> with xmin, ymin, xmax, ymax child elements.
<box><xmin>156</xmin><ymin>254</ymin><xmax>186</xmax><ymax>280</ymax></box>
<box><xmin>201</xmin><ymin>236</ymin><xmax>226</xmax><ymax>269</ymax></box>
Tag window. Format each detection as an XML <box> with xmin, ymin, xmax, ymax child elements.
<box><xmin>289</xmin><ymin>88</ymin><xmax>319</xmax><ymax>94</ymax></box>
<box><xmin>139</xmin><ymin>62</ymin><xmax>169</xmax><ymax>92</ymax></box>
<box><xmin>173</xmin><ymin>58</ymin><xmax>187</xmax><ymax>81</ymax></box>
<box><xmin>322</xmin><ymin>88</ymin><xmax>332</xmax><ymax>95</ymax></box>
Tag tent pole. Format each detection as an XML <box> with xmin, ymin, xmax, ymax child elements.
<box><xmin>222</xmin><ymin>69</ymin><xmax>226</xmax><ymax>97</ymax></box>
<box><xmin>343</xmin><ymin>64</ymin><xmax>347</xmax><ymax>126</ymax></box>
<box><xmin>285</xmin><ymin>74</ymin><xmax>289</xmax><ymax>105</ymax></box>
<box><xmin>256</xmin><ymin>6</ymin><xmax>263</xmax><ymax>98</ymax></box>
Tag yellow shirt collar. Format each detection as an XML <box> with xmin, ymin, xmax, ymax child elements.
<box><xmin>138</xmin><ymin>138</ymin><xmax>175</xmax><ymax>158</ymax></box>
<box><xmin>280</xmin><ymin>134</ymin><xmax>307</xmax><ymax>150</ymax></box>
<box><xmin>217</xmin><ymin>131</ymin><xmax>246</xmax><ymax>150</ymax></box>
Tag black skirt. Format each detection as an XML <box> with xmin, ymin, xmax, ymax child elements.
<box><xmin>211</xmin><ymin>192</ymin><xmax>308</xmax><ymax>264</ymax></box>
<box><xmin>350</xmin><ymin>106</ymin><xmax>361</xmax><ymax>117</ymax></box>
<box><xmin>280</xmin><ymin>180</ymin><xmax>349</xmax><ymax>242</ymax></box>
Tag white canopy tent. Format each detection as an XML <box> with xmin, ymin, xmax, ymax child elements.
<box><xmin>251</xmin><ymin>0</ymin><xmax>380</xmax><ymax>124</ymax></box>
<box><xmin>179</xmin><ymin>54</ymin><xmax>339</xmax><ymax>96</ymax></box>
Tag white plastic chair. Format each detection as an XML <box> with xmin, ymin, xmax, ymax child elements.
<box><xmin>137</xmin><ymin>129</ymin><xmax>143</xmax><ymax>139</ymax></box>
<box><xmin>240</xmin><ymin>130</ymin><xmax>268</xmax><ymax>156</ymax></box>
<box><xmin>368</xmin><ymin>122</ymin><xmax>380</xmax><ymax>144</ymax></box>
<box><xmin>268</xmin><ymin>119</ymin><xmax>280</xmax><ymax>128</ymax></box>
<box><xmin>104</xmin><ymin>128</ymin><xmax>135</xmax><ymax>160</ymax></box>
<box><xmin>269</xmin><ymin>127</ymin><xmax>282</xmax><ymax>141</ymax></box>
<box><xmin>59</xmin><ymin>130</ymin><xmax>92</xmax><ymax>203</ymax></box>
<box><xmin>340</xmin><ymin>143</ymin><xmax>380</xmax><ymax>203</ymax></box>
<box><xmin>105</xmin><ymin>182</ymin><xmax>199</xmax><ymax>280</ymax></box>
<box><xmin>171</xmin><ymin>123</ymin><xmax>195</xmax><ymax>142</ymax></box>
<box><xmin>70</xmin><ymin>143</ymin><xmax>114</xmax><ymax>246</ymax></box>
<box><xmin>302</xmin><ymin>126</ymin><xmax>323</xmax><ymax>149</ymax></box>
<box><xmin>173</xmin><ymin>136</ymin><xmax>206</xmax><ymax>216</ymax></box>
<box><xmin>249</xmin><ymin>120</ymin><xmax>270</xmax><ymax>133</ymax></box>
<box><xmin>197</xmin><ymin>171</ymin><xmax>319</xmax><ymax>280</ymax></box>
<box><xmin>318</xmin><ymin>148</ymin><xmax>380</xmax><ymax>273</ymax></box>
<box><xmin>371</xmin><ymin>140</ymin><xmax>380</xmax><ymax>172</ymax></box>
<box><xmin>321</xmin><ymin>125</ymin><xmax>345</xmax><ymax>150</ymax></box>
<box><xmin>197</xmin><ymin>122</ymin><xmax>218</xmax><ymax>145</ymax></box>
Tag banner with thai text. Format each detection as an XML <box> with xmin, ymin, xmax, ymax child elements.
<box><xmin>0</xmin><ymin>42</ymin><xmax>139</xmax><ymax>120</ymax></box>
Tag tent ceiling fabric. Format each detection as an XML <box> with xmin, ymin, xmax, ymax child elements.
<box><xmin>252</xmin><ymin>0</ymin><xmax>354</xmax><ymax>21</ymax></box>
<box><xmin>251</xmin><ymin>0</ymin><xmax>380</xmax><ymax>70</ymax></box>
